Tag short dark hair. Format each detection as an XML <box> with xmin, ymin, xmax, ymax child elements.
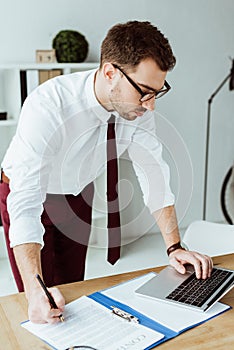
<box><xmin>100</xmin><ymin>21</ymin><xmax>176</xmax><ymax>72</ymax></box>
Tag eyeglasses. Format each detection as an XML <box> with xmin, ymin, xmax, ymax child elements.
<box><xmin>112</xmin><ymin>63</ymin><xmax>171</xmax><ymax>102</ymax></box>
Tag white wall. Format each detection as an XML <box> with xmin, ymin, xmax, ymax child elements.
<box><xmin>0</xmin><ymin>0</ymin><xmax>234</xmax><ymax>229</ymax></box>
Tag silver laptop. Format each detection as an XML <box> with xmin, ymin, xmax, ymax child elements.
<box><xmin>135</xmin><ymin>265</ymin><xmax>234</xmax><ymax>312</ymax></box>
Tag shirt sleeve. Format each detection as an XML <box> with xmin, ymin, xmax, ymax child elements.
<box><xmin>127</xmin><ymin>112</ymin><xmax>175</xmax><ymax>213</ymax></box>
<box><xmin>5</xmin><ymin>92</ymin><xmax>62</xmax><ymax>247</ymax></box>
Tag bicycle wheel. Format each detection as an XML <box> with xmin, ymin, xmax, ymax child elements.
<box><xmin>220</xmin><ymin>166</ymin><xmax>234</xmax><ymax>224</ymax></box>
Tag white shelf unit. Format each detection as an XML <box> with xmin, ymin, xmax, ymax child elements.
<box><xmin>0</xmin><ymin>62</ymin><xmax>99</xmax><ymax>70</ymax></box>
<box><xmin>0</xmin><ymin>120</ymin><xmax>17</xmax><ymax>126</ymax></box>
<box><xmin>0</xmin><ymin>62</ymin><xmax>99</xmax><ymax>120</ymax></box>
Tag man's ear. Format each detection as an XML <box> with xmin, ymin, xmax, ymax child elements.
<box><xmin>102</xmin><ymin>63</ymin><xmax>118</xmax><ymax>83</ymax></box>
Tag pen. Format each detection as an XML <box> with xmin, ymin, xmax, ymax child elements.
<box><xmin>36</xmin><ymin>274</ymin><xmax>64</xmax><ymax>322</ymax></box>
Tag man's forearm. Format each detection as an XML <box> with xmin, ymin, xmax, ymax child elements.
<box><xmin>153</xmin><ymin>205</ymin><xmax>181</xmax><ymax>249</ymax></box>
<box><xmin>13</xmin><ymin>243</ymin><xmax>42</xmax><ymax>298</ymax></box>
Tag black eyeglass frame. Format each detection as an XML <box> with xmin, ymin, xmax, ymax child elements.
<box><xmin>112</xmin><ymin>63</ymin><xmax>171</xmax><ymax>102</ymax></box>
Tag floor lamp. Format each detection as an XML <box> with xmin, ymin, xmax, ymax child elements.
<box><xmin>203</xmin><ymin>59</ymin><xmax>234</xmax><ymax>220</ymax></box>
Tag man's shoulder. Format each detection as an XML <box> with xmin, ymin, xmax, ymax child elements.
<box><xmin>27</xmin><ymin>69</ymin><xmax>96</xmax><ymax>107</ymax></box>
<box><xmin>40</xmin><ymin>69</ymin><xmax>95</xmax><ymax>93</ymax></box>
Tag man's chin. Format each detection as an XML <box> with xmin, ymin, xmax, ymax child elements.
<box><xmin>119</xmin><ymin>110</ymin><xmax>144</xmax><ymax>121</ymax></box>
<box><xmin>120</xmin><ymin>113</ymin><xmax>138</xmax><ymax>121</ymax></box>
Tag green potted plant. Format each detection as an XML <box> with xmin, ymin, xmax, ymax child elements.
<box><xmin>52</xmin><ymin>30</ymin><xmax>89</xmax><ymax>63</ymax></box>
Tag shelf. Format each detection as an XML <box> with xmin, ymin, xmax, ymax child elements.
<box><xmin>0</xmin><ymin>62</ymin><xmax>99</xmax><ymax>127</ymax></box>
<box><xmin>0</xmin><ymin>120</ymin><xmax>17</xmax><ymax>126</ymax></box>
<box><xmin>0</xmin><ymin>62</ymin><xmax>99</xmax><ymax>70</ymax></box>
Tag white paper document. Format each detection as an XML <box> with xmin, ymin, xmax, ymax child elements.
<box><xmin>102</xmin><ymin>273</ymin><xmax>230</xmax><ymax>333</ymax></box>
<box><xmin>22</xmin><ymin>295</ymin><xmax>164</xmax><ymax>350</ymax></box>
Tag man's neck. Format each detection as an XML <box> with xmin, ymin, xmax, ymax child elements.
<box><xmin>94</xmin><ymin>70</ymin><xmax>113</xmax><ymax>112</ymax></box>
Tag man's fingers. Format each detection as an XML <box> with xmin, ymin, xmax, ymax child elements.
<box><xmin>169</xmin><ymin>256</ymin><xmax>187</xmax><ymax>274</ymax></box>
<box><xmin>46</xmin><ymin>310</ymin><xmax>63</xmax><ymax>324</ymax></box>
<box><xmin>31</xmin><ymin>305</ymin><xmax>64</xmax><ymax>324</ymax></box>
<box><xmin>169</xmin><ymin>249</ymin><xmax>213</xmax><ymax>279</ymax></box>
<box><xmin>191</xmin><ymin>252</ymin><xmax>213</xmax><ymax>279</ymax></box>
<box><xmin>28</xmin><ymin>287</ymin><xmax>65</xmax><ymax>324</ymax></box>
<box><xmin>48</xmin><ymin>287</ymin><xmax>65</xmax><ymax>311</ymax></box>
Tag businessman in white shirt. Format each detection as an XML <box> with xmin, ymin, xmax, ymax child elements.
<box><xmin>0</xmin><ymin>21</ymin><xmax>213</xmax><ymax>323</ymax></box>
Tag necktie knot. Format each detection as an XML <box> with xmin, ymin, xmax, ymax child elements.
<box><xmin>107</xmin><ymin>115</ymin><xmax>116</xmax><ymax>140</ymax></box>
<box><xmin>108</xmin><ymin>114</ymin><xmax>116</xmax><ymax>124</ymax></box>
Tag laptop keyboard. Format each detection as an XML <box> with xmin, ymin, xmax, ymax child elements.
<box><xmin>166</xmin><ymin>268</ymin><xmax>233</xmax><ymax>307</ymax></box>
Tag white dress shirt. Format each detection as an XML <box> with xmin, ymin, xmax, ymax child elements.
<box><xmin>1</xmin><ymin>69</ymin><xmax>175</xmax><ymax>247</ymax></box>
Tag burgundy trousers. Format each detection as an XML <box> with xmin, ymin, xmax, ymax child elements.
<box><xmin>0</xmin><ymin>181</ymin><xmax>94</xmax><ymax>292</ymax></box>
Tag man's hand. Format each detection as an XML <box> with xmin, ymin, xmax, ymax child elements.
<box><xmin>13</xmin><ymin>243</ymin><xmax>65</xmax><ymax>323</ymax></box>
<box><xmin>169</xmin><ymin>248</ymin><xmax>213</xmax><ymax>279</ymax></box>
<box><xmin>27</xmin><ymin>286</ymin><xmax>65</xmax><ymax>324</ymax></box>
<box><xmin>153</xmin><ymin>206</ymin><xmax>213</xmax><ymax>279</ymax></box>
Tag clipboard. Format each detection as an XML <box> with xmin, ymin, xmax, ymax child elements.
<box><xmin>21</xmin><ymin>273</ymin><xmax>231</xmax><ymax>350</ymax></box>
<box><xmin>88</xmin><ymin>272</ymin><xmax>231</xmax><ymax>349</ymax></box>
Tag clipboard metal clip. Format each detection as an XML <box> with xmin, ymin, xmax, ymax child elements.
<box><xmin>111</xmin><ymin>306</ymin><xmax>139</xmax><ymax>323</ymax></box>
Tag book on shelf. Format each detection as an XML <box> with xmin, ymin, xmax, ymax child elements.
<box><xmin>20</xmin><ymin>70</ymin><xmax>27</xmax><ymax>106</ymax></box>
<box><xmin>38</xmin><ymin>69</ymin><xmax>62</xmax><ymax>84</ymax></box>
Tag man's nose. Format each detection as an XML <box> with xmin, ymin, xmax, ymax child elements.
<box><xmin>141</xmin><ymin>98</ymin><xmax>155</xmax><ymax>111</ymax></box>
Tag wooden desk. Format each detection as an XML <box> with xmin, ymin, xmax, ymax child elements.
<box><xmin>1</xmin><ymin>254</ymin><xmax>233</xmax><ymax>350</ymax></box>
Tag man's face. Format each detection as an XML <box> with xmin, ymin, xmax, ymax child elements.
<box><xmin>108</xmin><ymin>58</ymin><xmax>167</xmax><ymax>121</ymax></box>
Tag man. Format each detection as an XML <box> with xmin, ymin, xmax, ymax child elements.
<box><xmin>0</xmin><ymin>21</ymin><xmax>213</xmax><ymax>324</ymax></box>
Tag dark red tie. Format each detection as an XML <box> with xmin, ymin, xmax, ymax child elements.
<box><xmin>107</xmin><ymin>115</ymin><xmax>121</xmax><ymax>264</ymax></box>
